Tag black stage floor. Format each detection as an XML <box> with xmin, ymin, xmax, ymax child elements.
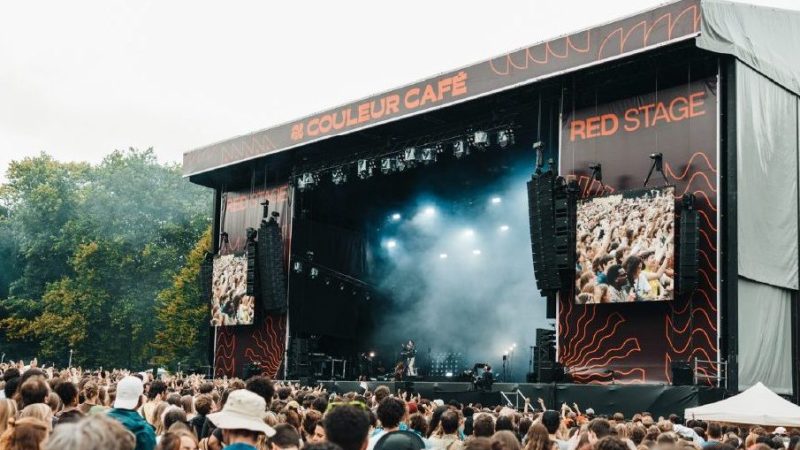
<box><xmin>313</xmin><ymin>380</ymin><xmax>726</xmax><ymax>418</ymax></box>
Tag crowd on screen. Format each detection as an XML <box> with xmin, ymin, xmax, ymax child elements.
<box><xmin>574</xmin><ymin>189</ymin><xmax>675</xmax><ymax>304</ymax></box>
<box><xmin>0</xmin><ymin>360</ymin><xmax>795</xmax><ymax>450</ymax></box>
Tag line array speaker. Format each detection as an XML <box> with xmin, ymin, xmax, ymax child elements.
<box><xmin>246</xmin><ymin>228</ymin><xmax>258</xmax><ymax>297</ymax></box>
<box><xmin>678</xmin><ymin>194</ymin><xmax>699</xmax><ymax>295</ymax></box>
<box><xmin>200</xmin><ymin>253</ymin><xmax>214</xmax><ymax>302</ymax></box>
<box><xmin>258</xmin><ymin>214</ymin><xmax>288</xmax><ymax>313</ymax></box>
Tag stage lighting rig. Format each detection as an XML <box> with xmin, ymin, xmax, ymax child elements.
<box><xmin>310</xmin><ymin>267</ymin><xmax>319</xmax><ymax>279</ymax></box>
<box><xmin>420</xmin><ymin>147</ymin><xmax>437</xmax><ymax>163</ymax></box>
<box><xmin>471</xmin><ymin>130</ymin><xmax>490</xmax><ymax>149</ymax></box>
<box><xmin>331</xmin><ymin>167</ymin><xmax>348</xmax><ymax>185</ymax></box>
<box><xmin>381</xmin><ymin>157</ymin><xmax>397</xmax><ymax>174</ymax></box>
<box><xmin>453</xmin><ymin>139</ymin><xmax>470</xmax><ymax>159</ymax></box>
<box><xmin>292</xmin><ymin>261</ymin><xmax>304</xmax><ymax>273</ymax></box>
<box><xmin>403</xmin><ymin>147</ymin><xmax>418</xmax><ymax>164</ymax></box>
<box><xmin>643</xmin><ymin>152</ymin><xmax>669</xmax><ymax>187</ymax></box>
<box><xmin>497</xmin><ymin>129</ymin><xmax>515</xmax><ymax>148</ymax></box>
<box><xmin>357</xmin><ymin>159</ymin><xmax>375</xmax><ymax>179</ymax></box>
<box><xmin>297</xmin><ymin>173</ymin><xmax>317</xmax><ymax>192</ymax></box>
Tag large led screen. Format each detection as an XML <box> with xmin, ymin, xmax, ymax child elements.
<box><xmin>575</xmin><ymin>186</ymin><xmax>675</xmax><ymax>304</ymax></box>
<box><xmin>211</xmin><ymin>254</ymin><xmax>255</xmax><ymax>326</ymax></box>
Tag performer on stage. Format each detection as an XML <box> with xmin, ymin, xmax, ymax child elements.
<box><xmin>401</xmin><ymin>339</ymin><xmax>417</xmax><ymax>377</ymax></box>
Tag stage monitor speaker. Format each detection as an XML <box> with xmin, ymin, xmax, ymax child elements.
<box><xmin>678</xmin><ymin>194</ymin><xmax>699</xmax><ymax>295</ymax></box>
<box><xmin>242</xmin><ymin>362</ymin><xmax>262</xmax><ymax>380</ymax></box>
<box><xmin>671</xmin><ymin>360</ymin><xmax>693</xmax><ymax>386</ymax></box>
<box><xmin>258</xmin><ymin>215</ymin><xmax>288</xmax><ymax>313</ymax></box>
<box><xmin>538</xmin><ymin>362</ymin><xmax>563</xmax><ymax>383</ymax></box>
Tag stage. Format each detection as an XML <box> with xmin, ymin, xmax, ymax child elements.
<box><xmin>313</xmin><ymin>380</ymin><xmax>725</xmax><ymax>418</ymax></box>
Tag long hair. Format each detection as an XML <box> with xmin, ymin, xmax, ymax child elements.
<box><xmin>524</xmin><ymin>424</ymin><xmax>552</xmax><ymax>450</ymax></box>
<box><xmin>0</xmin><ymin>417</ymin><xmax>50</xmax><ymax>450</ymax></box>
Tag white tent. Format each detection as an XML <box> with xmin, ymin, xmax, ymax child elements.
<box><xmin>684</xmin><ymin>382</ymin><xmax>800</xmax><ymax>427</ymax></box>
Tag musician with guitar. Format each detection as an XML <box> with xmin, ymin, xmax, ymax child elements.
<box><xmin>400</xmin><ymin>339</ymin><xmax>417</xmax><ymax>377</ymax></box>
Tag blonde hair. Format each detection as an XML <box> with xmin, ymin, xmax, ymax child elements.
<box><xmin>19</xmin><ymin>403</ymin><xmax>53</xmax><ymax>428</ymax></box>
<box><xmin>45</xmin><ymin>414</ymin><xmax>135</xmax><ymax>450</ymax></box>
<box><xmin>0</xmin><ymin>399</ymin><xmax>15</xmax><ymax>436</ymax></box>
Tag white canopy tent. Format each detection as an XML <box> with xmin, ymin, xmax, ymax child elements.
<box><xmin>684</xmin><ymin>382</ymin><xmax>800</xmax><ymax>427</ymax></box>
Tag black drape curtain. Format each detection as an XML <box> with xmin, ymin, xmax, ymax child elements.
<box><xmin>289</xmin><ymin>219</ymin><xmax>371</xmax><ymax>339</ymax></box>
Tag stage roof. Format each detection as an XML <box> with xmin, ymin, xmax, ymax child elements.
<box><xmin>183</xmin><ymin>0</ymin><xmax>800</xmax><ymax>179</ymax></box>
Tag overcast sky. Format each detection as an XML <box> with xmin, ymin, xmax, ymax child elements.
<box><xmin>1</xmin><ymin>0</ymin><xmax>797</xmax><ymax>179</ymax></box>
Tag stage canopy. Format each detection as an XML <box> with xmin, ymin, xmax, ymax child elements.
<box><xmin>684</xmin><ymin>382</ymin><xmax>800</xmax><ymax>426</ymax></box>
<box><xmin>183</xmin><ymin>0</ymin><xmax>800</xmax><ymax>180</ymax></box>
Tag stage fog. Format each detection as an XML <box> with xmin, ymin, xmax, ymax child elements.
<box><xmin>290</xmin><ymin>140</ymin><xmax>552</xmax><ymax>382</ymax></box>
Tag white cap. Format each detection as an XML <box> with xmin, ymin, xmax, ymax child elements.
<box><xmin>207</xmin><ymin>390</ymin><xmax>276</xmax><ymax>437</ymax></box>
<box><xmin>774</xmin><ymin>427</ymin><xmax>787</xmax><ymax>435</ymax></box>
<box><xmin>114</xmin><ymin>376</ymin><xmax>144</xmax><ymax>410</ymax></box>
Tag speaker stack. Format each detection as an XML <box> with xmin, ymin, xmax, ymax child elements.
<box><xmin>201</xmin><ymin>252</ymin><xmax>214</xmax><ymax>302</ymax></box>
<box><xmin>528</xmin><ymin>171</ymin><xmax>578</xmax><ymax>318</ymax></box>
<box><xmin>257</xmin><ymin>212</ymin><xmax>288</xmax><ymax>313</ymax></box>
<box><xmin>532</xmin><ymin>328</ymin><xmax>561</xmax><ymax>383</ymax></box>
<box><xmin>678</xmin><ymin>194</ymin><xmax>699</xmax><ymax>295</ymax></box>
<box><xmin>246</xmin><ymin>228</ymin><xmax>258</xmax><ymax>297</ymax></box>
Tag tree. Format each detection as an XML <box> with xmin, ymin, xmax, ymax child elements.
<box><xmin>0</xmin><ymin>149</ymin><xmax>212</xmax><ymax>368</ymax></box>
<box><xmin>152</xmin><ymin>227</ymin><xmax>212</xmax><ymax>368</ymax></box>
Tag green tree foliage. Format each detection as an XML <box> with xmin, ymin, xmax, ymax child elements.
<box><xmin>152</xmin><ymin>228</ymin><xmax>211</xmax><ymax>368</ymax></box>
<box><xmin>0</xmin><ymin>149</ymin><xmax>211</xmax><ymax>368</ymax></box>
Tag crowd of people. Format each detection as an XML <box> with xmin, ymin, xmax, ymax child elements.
<box><xmin>0</xmin><ymin>361</ymin><xmax>795</xmax><ymax>450</ymax></box>
<box><xmin>575</xmin><ymin>188</ymin><xmax>675</xmax><ymax>304</ymax></box>
<box><xmin>211</xmin><ymin>254</ymin><xmax>256</xmax><ymax>326</ymax></box>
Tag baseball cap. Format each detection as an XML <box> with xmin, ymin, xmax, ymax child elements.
<box><xmin>374</xmin><ymin>430</ymin><xmax>426</xmax><ymax>450</ymax></box>
<box><xmin>774</xmin><ymin>427</ymin><xmax>787</xmax><ymax>435</ymax></box>
<box><xmin>207</xmin><ymin>389</ymin><xmax>276</xmax><ymax>437</ymax></box>
<box><xmin>114</xmin><ymin>376</ymin><xmax>144</xmax><ymax>410</ymax></box>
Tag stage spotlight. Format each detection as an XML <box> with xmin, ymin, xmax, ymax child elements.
<box><xmin>297</xmin><ymin>173</ymin><xmax>317</xmax><ymax>192</ymax></box>
<box><xmin>357</xmin><ymin>159</ymin><xmax>374</xmax><ymax>179</ymax></box>
<box><xmin>453</xmin><ymin>139</ymin><xmax>469</xmax><ymax>159</ymax></box>
<box><xmin>472</xmin><ymin>249</ymin><xmax>481</xmax><ymax>255</ymax></box>
<box><xmin>423</xmin><ymin>206</ymin><xmax>436</xmax><ymax>216</ymax></box>
<box><xmin>472</xmin><ymin>130</ymin><xmax>490</xmax><ymax>149</ymax></box>
<box><xmin>420</xmin><ymin>147</ymin><xmax>437</xmax><ymax>164</ymax></box>
<box><xmin>339</xmin><ymin>283</ymin><xmax>346</xmax><ymax>291</ymax></box>
<box><xmin>403</xmin><ymin>147</ymin><xmax>418</xmax><ymax>164</ymax></box>
<box><xmin>445</xmin><ymin>371</ymin><xmax>453</xmax><ymax>378</ymax></box>
<box><xmin>324</xmin><ymin>277</ymin><xmax>332</xmax><ymax>286</ymax></box>
<box><xmin>499</xmin><ymin>225</ymin><xmax>510</xmax><ymax>232</ymax></box>
<box><xmin>497</xmin><ymin>129</ymin><xmax>515</xmax><ymax>148</ymax></box>
<box><xmin>491</xmin><ymin>196</ymin><xmax>502</xmax><ymax>204</ymax></box>
<box><xmin>439</xmin><ymin>253</ymin><xmax>448</xmax><ymax>259</ymax></box>
<box><xmin>381</xmin><ymin>157</ymin><xmax>397</xmax><ymax>174</ymax></box>
<box><xmin>386</xmin><ymin>239</ymin><xmax>397</xmax><ymax>249</ymax></box>
<box><xmin>310</xmin><ymin>267</ymin><xmax>319</xmax><ymax>279</ymax></box>
<box><xmin>331</xmin><ymin>167</ymin><xmax>348</xmax><ymax>185</ymax></box>
<box><xmin>463</xmin><ymin>229</ymin><xmax>475</xmax><ymax>238</ymax></box>
<box><xmin>369</xmin><ymin>351</ymin><xmax>376</xmax><ymax>358</ymax></box>
<box><xmin>292</xmin><ymin>261</ymin><xmax>304</xmax><ymax>273</ymax></box>
<box><xmin>390</xmin><ymin>213</ymin><xmax>402</xmax><ymax>221</ymax></box>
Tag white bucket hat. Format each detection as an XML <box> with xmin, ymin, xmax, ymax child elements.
<box><xmin>207</xmin><ymin>389</ymin><xmax>276</xmax><ymax>437</ymax></box>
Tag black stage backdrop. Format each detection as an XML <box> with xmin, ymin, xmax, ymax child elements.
<box><xmin>289</xmin><ymin>219</ymin><xmax>370</xmax><ymax>340</ymax></box>
<box><xmin>214</xmin><ymin>184</ymin><xmax>292</xmax><ymax>377</ymax></box>
<box><xmin>560</xmin><ymin>74</ymin><xmax>719</xmax><ymax>384</ymax></box>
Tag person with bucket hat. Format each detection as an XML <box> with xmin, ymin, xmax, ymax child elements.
<box><xmin>206</xmin><ymin>389</ymin><xmax>276</xmax><ymax>450</ymax></box>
